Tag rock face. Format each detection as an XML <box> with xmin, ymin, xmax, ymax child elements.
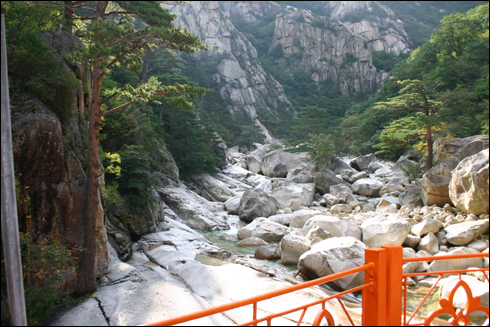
<box><xmin>238</xmin><ymin>189</ymin><xmax>282</xmax><ymax>223</ymax></box>
<box><xmin>449</xmin><ymin>149</ymin><xmax>489</xmax><ymax>215</ymax></box>
<box><xmin>298</xmin><ymin>237</ymin><xmax>367</xmax><ymax>291</ymax></box>
<box><xmin>422</xmin><ymin>136</ymin><xmax>489</xmax><ymax>207</ymax></box>
<box><xmin>168</xmin><ymin>1</ymin><xmax>294</xmax><ymax>141</ymax></box>
<box><xmin>328</xmin><ymin>1</ymin><xmax>411</xmax><ymax>55</ymax></box>
<box><xmin>272</xmin><ymin>7</ymin><xmax>384</xmax><ymax>95</ymax></box>
<box><xmin>157</xmin><ymin>186</ymin><xmax>229</xmax><ymax>230</ymax></box>
<box><xmin>11</xmin><ymin>32</ymin><xmax>109</xmax><ymax>290</ymax></box>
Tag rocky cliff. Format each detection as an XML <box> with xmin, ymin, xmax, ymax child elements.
<box><xmin>168</xmin><ymin>1</ymin><xmax>294</xmax><ymax>141</ymax></box>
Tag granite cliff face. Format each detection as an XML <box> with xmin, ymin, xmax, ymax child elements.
<box><xmin>168</xmin><ymin>1</ymin><xmax>294</xmax><ymax>143</ymax></box>
<box><xmin>168</xmin><ymin>1</ymin><xmax>412</xmax><ymax>122</ymax></box>
<box><xmin>328</xmin><ymin>1</ymin><xmax>411</xmax><ymax>55</ymax></box>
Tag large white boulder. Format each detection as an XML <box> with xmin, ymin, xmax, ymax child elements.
<box><xmin>360</xmin><ymin>214</ymin><xmax>411</xmax><ymax>247</ymax></box>
<box><xmin>352</xmin><ymin>178</ymin><xmax>384</xmax><ymax>197</ymax></box>
<box><xmin>246</xmin><ymin>148</ymin><xmax>267</xmax><ymax>174</ymax></box>
<box><xmin>298</xmin><ymin>237</ymin><xmax>367</xmax><ymax>290</ymax></box>
<box><xmin>411</xmin><ymin>218</ymin><xmax>442</xmax><ymax>236</ymax></box>
<box><xmin>427</xmin><ymin>247</ymin><xmax>483</xmax><ymax>272</ymax></box>
<box><xmin>444</xmin><ymin>220</ymin><xmax>489</xmax><ymax>246</ymax></box>
<box><xmin>289</xmin><ymin>209</ymin><xmax>324</xmax><ymax>228</ymax></box>
<box><xmin>449</xmin><ymin>149</ymin><xmax>489</xmax><ymax>215</ymax></box>
<box><xmin>303</xmin><ymin>215</ymin><xmax>362</xmax><ymax>240</ymax></box>
<box><xmin>271</xmin><ymin>182</ymin><xmax>315</xmax><ymax>211</ymax></box>
<box><xmin>280</xmin><ymin>233</ymin><xmax>311</xmax><ymax>265</ymax></box>
<box><xmin>261</xmin><ymin>150</ymin><xmax>309</xmax><ymax>178</ymax></box>
<box><xmin>250</xmin><ymin>219</ymin><xmax>290</xmax><ymax>242</ymax></box>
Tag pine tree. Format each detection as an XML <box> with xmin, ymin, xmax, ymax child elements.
<box><xmin>374</xmin><ymin>80</ymin><xmax>445</xmax><ymax>171</ymax></box>
<box><xmin>61</xmin><ymin>1</ymin><xmax>212</xmax><ymax>294</ymax></box>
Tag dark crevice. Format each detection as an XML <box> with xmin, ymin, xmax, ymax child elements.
<box><xmin>94</xmin><ymin>295</ymin><xmax>111</xmax><ymax>326</ymax></box>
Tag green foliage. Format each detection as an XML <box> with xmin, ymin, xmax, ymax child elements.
<box><xmin>309</xmin><ymin>133</ymin><xmax>336</xmax><ymax>170</ymax></box>
<box><xmin>372</xmin><ymin>50</ymin><xmax>409</xmax><ymax>72</ymax></box>
<box><xmin>400</xmin><ymin>161</ymin><xmax>423</xmax><ymax>181</ymax></box>
<box><xmin>1</xmin><ymin>230</ymin><xmax>82</xmax><ymax>326</ymax></box>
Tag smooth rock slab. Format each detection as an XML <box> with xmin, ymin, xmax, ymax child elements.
<box><xmin>352</xmin><ymin>178</ymin><xmax>384</xmax><ymax>197</ymax></box>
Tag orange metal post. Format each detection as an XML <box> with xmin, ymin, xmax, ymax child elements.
<box><xmin>363</xmin><ymin>247</ymin><xmax>388</xmax><ymax>326</ymax></box>
<box><xmin>382</xmin><ymin>244</ymin><xmax>403</xmax><ymax>326</ymax></box>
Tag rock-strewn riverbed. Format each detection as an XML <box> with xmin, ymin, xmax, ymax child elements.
<box><xmin>49</xmin><ymin>141</ymin><xmax>489</xmax><ymax>326</ymax></box>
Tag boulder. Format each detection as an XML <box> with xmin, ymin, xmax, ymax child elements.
<box><xmin>250</xmin><ymin>220</ymin><xmax>290</xmax><ymax>242</ymax></box>
<box><xmin>449</xmin><ymin>149</ymin><xmax>489</xmax><ymax>215</ymax></box>
<box><xmin>329</xmin><ymin>184</ymin><xmax>355</xmax><ymax>204</ymax></box>
<box><xmin>341</xmin><ymin>169</ymin><xmax>356</xmax><ymax>182</ymax></box>
<box><xmin>255</xmin><ymin>245</ymin><xmax>281</xmax><ymax>260</ymax></box>
<box><xmin>321</xmin><ymin>193</ymin><xmax>341</xmax><ymax>207</ymax></box>
<box><xmin>237</xmin><ymin>218</ymin><xmax>265</xmax><ymax>240</ymax></box>
<box><xmin>411</xmin><ymin>218</ymin><xmax>442</xmax><ymax>236</ymax></box>
<box><xmin>379</xmin><ymin>182</ymin><xmax>405</xmax><ymax>197</ymax></box>
<box><xmin>298</xmin><ymin>237</ymin><xmax>367</xmax><ymax>290</ymax></box>
<box><xmin>280</xmin><ymin>234</ymin><xmax>311</xmax><ymax>265</ymax></box>
<box><xmin>246</xmin><ymin>148</ymin><xmax>267</xmax><ymax>174</ymax></box>
<box><xmin>224</xmin><ymin>195</ymin><xmax>241</xmax><ymax>215</ymax></box>
<box><xmin>349</xmin><ymin>171</ymin><xmax>369</xmax><ymax>183</ymax></box>
<box><xmin>350</xmin><ymin>154</ymin><xmax>377</xmax><ymax>171</ymax></box>
<box><xmin>237</xmin><ymin>237</ymin><xmax>268</xmax><ymax>247</ymax></box>
<box><xmin>330</xmin><ymin>204</ymin><xmax>353</xmax><ymax>214</ymax></box>
<box><xmin>312</xmin><ymin>169</ymin><xmax>348</xmax><ymax>195</ymax></box>
<box><xmin>417</xmin><ymin>232</ymin><xmax>439</xmax><ymax>255</ymax></box>
<box><xmin>267</xmin><ymin>214</ymin><xmax>290</xmax><ymax>226</ymax></box>
<box><xmin>271</xmin><ymin>162</ymin><xmax>290</xmax><ymax>178</ymax></box>
<box><xmin>404</xmin><ymin>234</ymin><xmax>421</xmax><ymax>248</ymax></box>
<box><xmin>289</xmin><ymin>209</ymin><xmax>323</xmax><ymax>228</ymax></box>
<box><xmin>428</xmin><ymin>247</ymin><xmax>483</xmax><ymax>272</ymax></box>
<box><xmin>331</xmin><ymin>157</ymin><xmax>355</xmax><ymax>174</ymax></box>
<box><xmin>367</xmin><ymin>161</ymin><xmax>384</xmax><ymax>174</ymax></box>
<box><xmin>352</xmin><ymin>178</ymin><xmax>384</xmax><ymax>197</ymax></box>
<box><xmin>444</xmin><ymin>220</ymin><xmax>489</xmax><ymax>246</ymax></box>
<box><xmin>271</xmin><ymin>182</ymin><xmax>315</xmax><ymax>211</ymax></box>
<box><xmin>290</xmin><ymin>171</ymin><xmax>313</xmax><ymax>183</ymax></box>
<box><xmin>399</xmin><ymin>184</ymin><xmax>424</xmax><ymax>208</ymax></box>
<box><xmin>421</xmin><ymin>136</ymin><xmax>489</xmax><ymax>207</ymax></box>
<box><xmin>261</xmin><ymin>150</ymin><xmax>309</xmax><ymax>178</ymax></box>
<box><xmin>431</xmin><ymin>135</ymin><xmax>489</xmax><ymax>166</ymax></box>
<box><xmin>303</xmin><ymin>215</ymin><xmax>361</xmax><ymax>240</ymax></box>
<box><xmin>360</xmin><ymin>214</ymin><xmax>411</xmax><ymax>247</ymax></box>
<box><xmin>238</xmin><ymin>189</ymin><xmax>282</xmax><ymax>223</ymax></box>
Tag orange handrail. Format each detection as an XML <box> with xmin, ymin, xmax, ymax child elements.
<box><xmin>142</xmin><ymin>246</ymin><xmax>489</xmax><ymax>326</ymax></box>
<box><xmin>143</xmin><ymin>261</ymin><xmax>374</xmax><ymax>326</ymax></box>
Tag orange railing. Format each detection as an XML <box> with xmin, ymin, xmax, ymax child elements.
<box><xmin>142</xmin><ymin>245</ymin><xmax>489</xmax><ymax>326</ymax></box>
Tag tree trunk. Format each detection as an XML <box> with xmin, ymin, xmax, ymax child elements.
<box><xmin>425</xmin><ymin>127</ymin><xmax>433</xmax><ymax>171</ymax></box>
<box><xmin>76</xmin><ymin>66</ymin><xmax>102</xmax><ymax>295</ymax></box>
<box><xmin>63</xmin><ymin>1</ymin><xmax>74</xmax><ymax>33</ymax></box>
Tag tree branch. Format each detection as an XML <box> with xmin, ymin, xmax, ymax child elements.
<box><xmin>394</xmin><ymin>133</ymin><xmax>425</xmax><ymax>149</ymax></box>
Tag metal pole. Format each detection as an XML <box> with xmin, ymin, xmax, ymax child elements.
<box><xmin>1</xmin><ymin>14</ymin><xmax>27</xmax><ymax>326</ymax></box>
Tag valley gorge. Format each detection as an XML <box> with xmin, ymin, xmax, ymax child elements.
<box><xmin>1</xmin><ymin>1</ymin><xmax>489</xmax><ymax>326</ymax></box>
